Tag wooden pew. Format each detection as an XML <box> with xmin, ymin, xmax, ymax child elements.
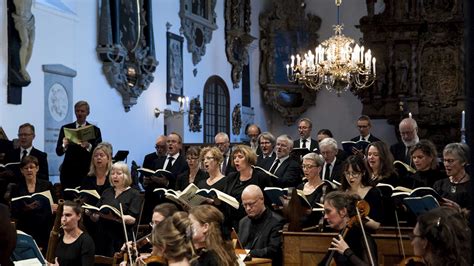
<box><xmin>283</xmin><ymin>230</ymin><xmax>414</xmax><ymax>265</ymax></box>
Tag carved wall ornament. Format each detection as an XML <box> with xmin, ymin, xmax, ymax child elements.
<box><xmin>259</xmin><ymin>0</ymin><xmax>321</xmax><ymax>124</ymax></box>
<box><xmin>97</xmin><ymin>0</ymin><xmax>158</xmax><ymax>112</ymax></box>
<box><xmin>179</xmin><ymin>0</ymin><xmax>218</xmax><ymax>65</ymax></box>
<box><xmin>188</xmin><ymin>95</ymin><xmax>202</xmax><ymax>132</ymax></box>
<box><xmin>358</xmin><ymin>0</ymin><xmax>464</xmax><ymax>148</ymax></box>
<box><xmin>232</xmin><ymin>103</ymin><xmax>242</xmax><ymax>135</ymax></box>
<box><xmin>225</xmin><ymin>0</ymin><xmax>256</xmax><ymax>88</ymax></box>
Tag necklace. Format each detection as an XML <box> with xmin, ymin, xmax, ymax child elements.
<box><xmin>450</xmin><ymin>173</ymin><xmax>467</xmax><ymax>193</ymax></box>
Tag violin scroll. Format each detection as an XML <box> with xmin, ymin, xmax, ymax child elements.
<box><xmin>399</xmin><ymin>256</ymin><xmax>426</xmax><ymax>266</ymax></box>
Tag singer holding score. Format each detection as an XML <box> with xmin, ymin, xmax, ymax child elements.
<box><xmin>48</xmin><ymin>200</ymin><xmax>95</xmax><ymax>266</ymax></box>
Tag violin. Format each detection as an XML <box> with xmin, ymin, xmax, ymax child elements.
<box><xmin>325</xmin><ymin>200</ymin><xmax>372</xmax><ymax>266</ymax></box>
<box><xmin>399</xmin><ymin>256</ymin><xmax>426</xmax><ymax>266</ymax></box>
<box><xmin>143</xmin><ymin>255</ymin><xmax>167</xmax><ymax>265</ymax></box>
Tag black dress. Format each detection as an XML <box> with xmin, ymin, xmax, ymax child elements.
<box><xmin>176</xmin><ymin>169</ymin><xmax>208</xmax><ymax>191</ymax></box>
<box><xmin>433</xmin><ymin>178</ymin><xmax>471</xmax><ymax>210</ymax></box>
<box><xmin>95</xmin><ymin>186</ymin><xmax>143</xmax><ymax>256</ymax></box>
<box><xmin>192</xmin><ymin>249</ymin><xmax>220</xmax><ymax>266</ymax></box>
<box><xmin>80</xmin><ymin>174</ymin><xmax>111</xmax><ymax>196</ymax></box>
<box><xmin>362</xmin><ymin>187</ymin><xmax>385</xmax><ymax>226</ymax></box>
<box><xmin>10</xmin><ymin>179</ymin><xmax>54</xmax><ymax>251</ymax></box>
<box><xmin>405</xmin><ymin>169</ymin><xmax>447</xmax><ymax>189</ymax></box>
<box><xmin>196</xmin><ymin>175</ymin><xmax>228</xmax><ymax>191</ymax></box>
<box><xmin>55</xmin><ymin>233</ymin><xmax>95</xmax><ymax>266</ymax></box>
<box><xmin>296</xmin><ymin>180</ymin><xmax>334</xmax><ymax>228</ymax></box>
<box><xmin>318</xmin><ymin>225</ymin><xmax>378</xmax><ymax>266</ymax></box>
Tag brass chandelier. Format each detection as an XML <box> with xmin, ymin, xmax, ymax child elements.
<box><xmin>286</xmin><ymin>0</ymin><xmax>376</xmax><ymax>95</ymax></box>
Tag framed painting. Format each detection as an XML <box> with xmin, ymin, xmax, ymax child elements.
<box><xmin>167</xmin><ymin>32</ymin><xmax>184</xmax><ymax>104</ymax></box>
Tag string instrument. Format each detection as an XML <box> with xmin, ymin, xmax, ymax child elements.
<box><xmin>143</xmin><ymin>255</ymin><xmax>167</xmax><ymax>265</ymax></box>
<box><xmin>120</xmin><ymin>203</ymin><xmax>136</xmax><ymax>266</ymax></box>
<box><xmin>45</xmin><ymin>199</ymin><xmax>64</xmax><ymax>262</ymax></box>
<box><xmin>231</xmin><ymin>227</ymin><xmax>251</xmax><ymax>262</ymax></box>
<box><xmin>325</xmin><ymin>200</ymin><xmax>371</xmax><ymax>266</ymax></box>
<box><xmin>399</xmin><ymin>256</ymin><xmax>425</xmax><ymax>266</ymax></box>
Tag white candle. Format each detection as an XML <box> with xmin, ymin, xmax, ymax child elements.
<box><xmin>462</xmin><ymin>110</ymin><xmax>465</xmax><ymax>129</ymax></box>
<box><xmin>372</xmin><ymin>58</ymin><xmax>376</xmax><ymax>75</ymax></box>
<box><xmin>409</xmin><ymin>112</ymin><xmax>412</xmax><ymax>119</ymax></box>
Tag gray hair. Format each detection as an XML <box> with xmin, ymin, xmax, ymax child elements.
<box><xmin>443</xmin><ymin>142</ymin><xmax>470</xmax><ymax>165</ymax></box>
<box><xmin>319</xmin><ymin>137</ymin><xmax>338</xmax><ymax>151</ymax></box>
<box><xmin>258</xmin><ymin>132</ymin><xmax>276</xmax><ymax>147</ymax></box>
<box><xmin>302</xmin><ymin>152</ymin><xmax>325</xmax><ymax>167</ymax></box>
<box><xmin>276</xmin><ymin>134</ymin><xmax>294</xmax><ymax>149</ymax></box>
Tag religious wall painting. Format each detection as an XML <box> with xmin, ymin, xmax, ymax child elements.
<box><xmin>232</xmin><ymin>104</ymin><xmax>242</xmax><ymax>135</ymax></box>
<box><xmin>179</xmin><ymin>0</ymin><xmax>218</xmax><ymax>65</ymax></box>
<box><xmin>97</xmin><ymin>0</ymin><xmax>157</xmax><ymax>111</ymax></box>
<box><xmin>259</xmin><ymin>0</ymin><xmax>321</xmax><ymax>124</ymax></box>
<box><xmin>167</xmin><ymin>32</ymin><xmax>184</xmax><ymax>104</ymax></box>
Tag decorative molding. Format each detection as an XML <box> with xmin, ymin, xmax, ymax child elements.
<box><xmin>97</xmin><ymin>0</ymin><xmax>158</xmax><ymax>112</ymax></box>
<box><xmin>179</xmin><ymin>0</ymin><xmax>218</xmax><ymax>65</ymax></box>
<box><xmin>259</xmin><ymin>0</ymin><xmax>321</xmax><ymax>124</ymax></box>
<box><xmin>358</xmin><ymin>0</ymin><xmax>464</xmax><ymax>147</ymax></box>
<box><xmin>224</xmin><ymin>0</ymin><xmax>256</xmax><ymax>88</ymax></box>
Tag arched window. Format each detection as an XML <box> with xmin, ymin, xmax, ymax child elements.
<box><xmin>203</xmin><ymin>76</ymin><xmax>230</xmax><ymax>143</ymax></box>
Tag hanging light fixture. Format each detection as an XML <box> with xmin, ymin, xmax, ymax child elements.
<box><xmin>286</xmin><ymin>0</ymin><xmax>376</xmax><ymax>95</ymax></box>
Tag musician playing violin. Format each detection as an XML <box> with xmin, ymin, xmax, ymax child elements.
<box><xmin>319</xmin><ymin>191</ymin><xmax>378</xmax><ymax>266</ymax></box>
<box><xmin>409</xmin><ymin>206</ymin><xmax>471</xmax><ymax>266</ymax></box>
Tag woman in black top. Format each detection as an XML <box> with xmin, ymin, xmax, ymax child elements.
<box><xmin>366</xmin><ymin>141</ymin><xmax>399</xmax><ymax>186</ymax></box>
<box><xmin>80</xmin><ymin>142</ymin><xmax>112</xmax><ymax>196</ymax></box>
<box><xmin>196</xmin><ymin>146</ymin><xmax>226</xmax><ymax>191</ymax></box>
<box><xmin>189</xmin><ymin>205</ymin><xmax>238</xmax><ymax>266</ymax></box>
<box><xmin>296</xmin><ymin>152</ymin><xmax>333</xmax><ymax>228</ymax></box>
<box><xmin>51</xmin><ymin>200</ymin><xmax>94</xmax><ymax>266</ymax></box>
<box><xmin>405</xmin><ymin>140</ymin><xmax>446</xmax><ymax>188</ymax></box>
<box><xmin>433</xmin><ymin>142</ymin><xmax>471</xmax><ymax>211</ymax></box>
<box><xmin>90</xmin><ymin>161</ymin><xmax>143</xmax><ymax>256</ymax></box>
<box><xmin>319</xmin><ymin>191</ymin><xmax>378</xmax><ymax>266</ymax></box>
<box><xmin>10</xmin><ymin>155</ymin><xmax>57</xmax><ymax>251</ymax></box>
<box><xmin>176</xmin><ymin>146</ymin><xmax>208</xmax><ymax>191</ymax></box>
<box><xmin>223</xmin><ymin>145</ymin><xmax>273</xmax><ymax>230</ymax></box>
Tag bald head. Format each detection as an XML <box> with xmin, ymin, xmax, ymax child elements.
<box><xmin>241</xmin><ymin>185</ymin><xmax>265</xmax><ymax>218</ymax></box>
<box><xmin>155</xmin><ymin>135</ymin><xmax>167</xmax><ymax>156</ymax></box>
<box><xmin>247</xmin><ymin>124</ymin><xmax>261</xmax><ymax>143</ymax></box>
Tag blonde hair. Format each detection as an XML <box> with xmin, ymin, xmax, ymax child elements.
<box><xmin>231</xmin><ymin>145</ymin><xmax>257</xmax><ymax>166</ymax></box>
<box><xmin>189</xmin><ymin>205</ymin><xmax>238</xmax><ymax>266</ymax></box>
<box><xmin>88</xmin><ymin>142</ymin><xmax>112</xmax><ymax>176</ymax></box>
<box><xmin>200</xmin><ymin>146</ymin><xmax>224</xmax><ymax>164</ymax></box>
<box><xmin>151</xmin><ymin>212</ymin><xmax>196</xmax><ymax>262</ymax></box>
<box><xmin>109</xmin><ymin>161</ymin><xmax>132</xmax><ymax>187</ymax></box>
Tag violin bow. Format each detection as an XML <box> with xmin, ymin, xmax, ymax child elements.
<box><xmin>135</xmin><ymin>197</ymin><xmax>145</xmax><ymax>238</ymax></box>
<box><xmin>356</xmin><ymin>207</ymin><xmax>375</xmax><ymax>266</ymax></box>
<box><xmin>394</xmin><ymin>209</ymin><xmax>406</xmax><ymax>259</ymax></box>
<box><xmin>120</xmin><ymin>203</ymin><xmax>134</xmax><ymax>266</ymax></box>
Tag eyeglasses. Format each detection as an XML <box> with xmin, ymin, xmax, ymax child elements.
<box><xmin>216</xmin><ymin>142</ymin><xmax>228</xmax><ymax>146</ymax></box>
<box><xmin>203</xmin><ymin>156</ymin><xmax>215</xmax><ymax>161</ymax></box>
<box><xmin>344</xmin><ymin>172</ymin><xmax>362</xmax><ymax>177</ymax></box>
<box><xmin>260</xmin><ymin>141</ymin><xmax>271</xmax><ymax>145</ymax></box>
<box><xmin>409</xmin><ymin>233</ymin><xmax>423</xmax><ymax>240</ymax></box>
<box><xmin>186</xmin><ymin>157</ymin><xmax>199</xmax><ymax>161</ymax></box>
<box><xmin>302</xmin><ymin>164</ymin><xmax>318</xmax><ymax>170</ymax></box>
<box><xmin>94</xmin><ymin>153</ymin><xmax>107</xmax><ymax>158</ymax></box>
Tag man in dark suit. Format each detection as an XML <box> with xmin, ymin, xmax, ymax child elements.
<box><xmin>256</xmin><ymin>132</ymin><xmax>276</xmax><ymax>169</ymax></box>
<box><xmin>239</xmin><ymin>185</ymin><xmax>285</xmax><ymax>266</ymax></box>
<box><xmin>56</xmin><ymin>101</ymin><xmax>102</xmax><ymax>189</ymax></box>
<box><xmin>390</xmin><ymin>118</ymin><xmax>419</xmax><ymax>165</ymax></box>
<box><xmin>294</xmin><ymin>118</ymin><xmax>319</xmax><ymax>152</ymax></box>
<box><xmin>243</xmin><ymin>124</ymin><xmax>262</xmax><ymax>155</ymax></box>
<box><xmin>5</xmin><ymin>123</ymin><xmax>49</xmax><ymax>181</ymax></box>
<box><xmin>140</xmin><ymin>135</ymin><xmax>167</xmax><ymax>186</ymax></box>
<box><xmin>319</xmin><ymin>138</ymin><xmax>344</xmax><ymax>183</ymax></box>
<box><xmin>350</xmin><ymin>115</ymin><xmax>381</xmax><ymax>143</ymax></box>
<box><xmin>269</xmin><ymin>135</ymin><xmax>303</xmax><ymax>188</ymax></box>
<box><xmin>150</xmin><ymin>132</ymin><xmax>189</xmax><ymax>189</ymax></box>
<box><xmin>215</xmin><ymin>132</ymin><xmax>236</xmax><ymax>175</ymax></box>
